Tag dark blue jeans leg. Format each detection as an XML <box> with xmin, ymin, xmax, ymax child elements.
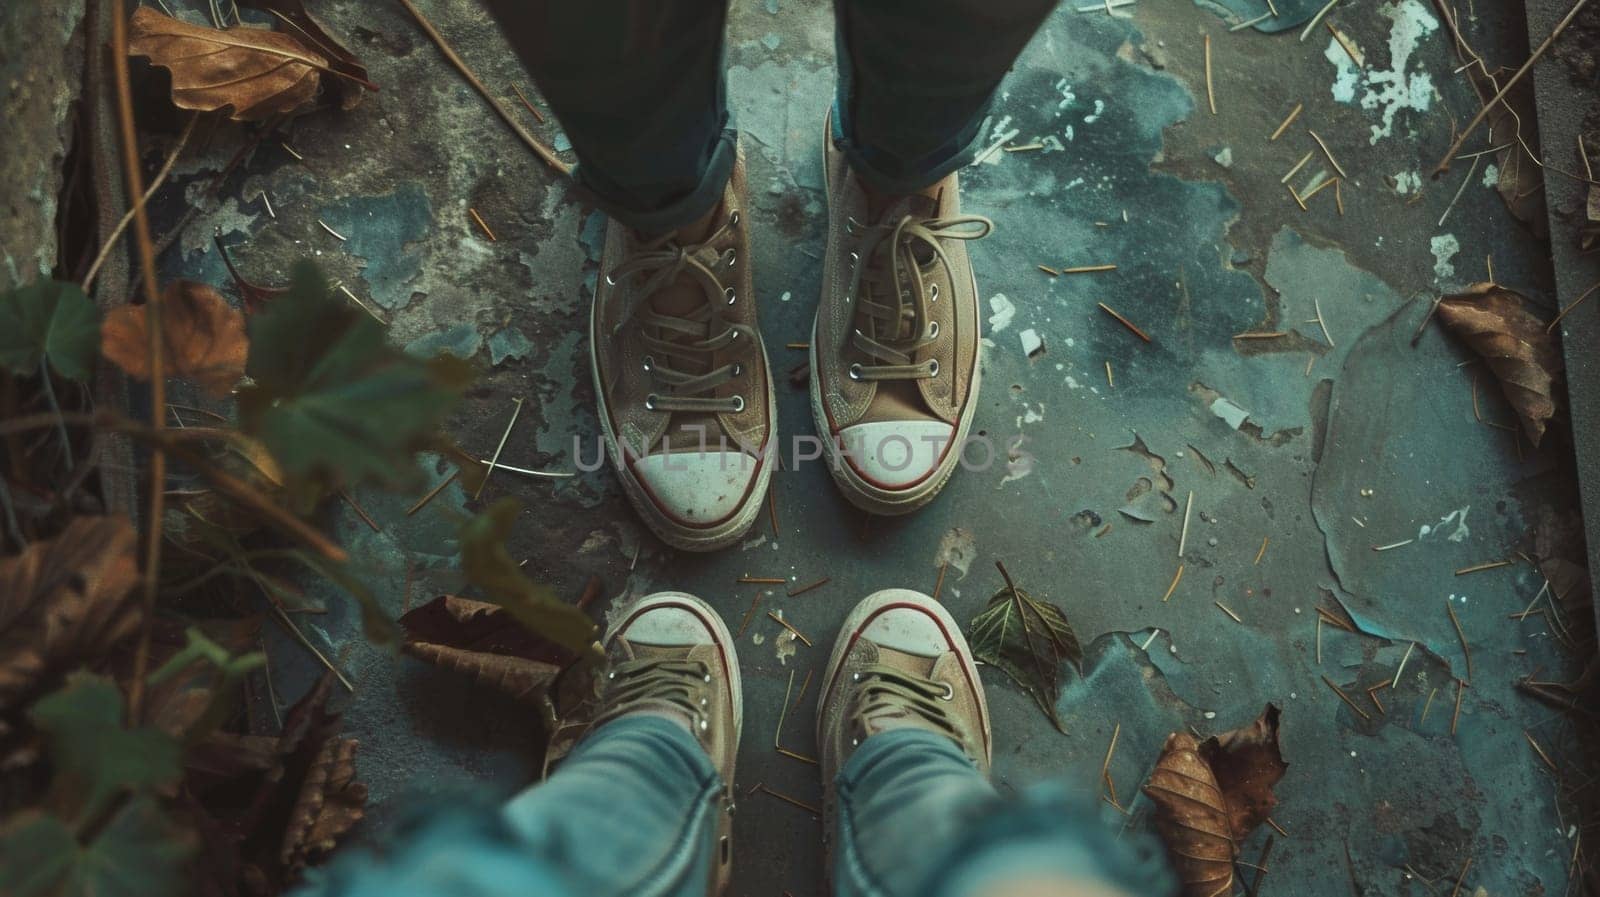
<box><xmin>833</xmin><ymin>730</ymin><xmax>1174</xmax><ymax>897</ymax></box>
<box><xmin>483</xmin><ymin>0</ymin><xmax>737</xmax><ymax>233</ymax></box>
<box><xmin>831</xmin><ymin>0</ymin><xmax>1058</xmax><ymax>192</ymax></box>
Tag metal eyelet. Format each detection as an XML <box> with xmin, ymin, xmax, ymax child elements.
<box><xmin>724</xmin><ymin>287</ymin><xmax>737</xmax><ymax>304</ymax></box>
<box><xmin>604</xmin><ymin>272</ymin><xmax>618</xmax><ymax>286</ymax></box>
<box><xmin>848</xmin><ymin>251</ymin><xmax>860</xmax><ymax>265</ymax></box>
<box><xmin>851</xmin><ymin>672</ymin><xmax>861</xmax><ymax>682</ymax></box>
<box><xmin>929</xmin><ymin>283</ymin><xmax>940</xmax><ymax>301</ymax></box>
<box><xmin>722</xmin><ymin>248</ymin><xmax>737</xmax><ymax>267</ymax></box>
<box><xmin>929</xmin><ymin>322</ymin><xmax>940</xmax><ymax>338</ymax></box>
<box><xmin>728</xmin><ymin>210</ymin><xmax>741</xmax><ymax>227</ymax></box>
<box><xmin>642</xmin><ymin>355</ymin><xmax>654</xmax><ymax>372</ymax></box>
<box><xmin>928</xmin><ymin>359</ymin><xmax>940</xmax><ymax>378</ymax></box>
<box><xmin>730</xmin><ymin>395</ymin><xmax>746</xmax><ymax>412</ymax></box>
<box><xmin>939</xmin><ymin>682</ymin><xmax>955</xmax><ymax>701</ymax></box>
<box><xmin>731</xmin><ymin>363</ymin><xmax>744</xmax><ymax>377</ymax></box>
<box><xmin>703</xmin><ymin>673</ymin><xmax>713</xmax><ymax>683</ymax></box>
<box><xmin>848</xmin><ymin>363</ymin><xmax>864</xmax><ymax>381</ymax></box>
<box><xmin>699</xmin><ymin>717</ymin><xmax>709</xmax><ymax>731</ymax></box>
<box><xmin>644</xmin><ymin>394</ymin><xmax>660</xmax><ymax>411</ymax></box>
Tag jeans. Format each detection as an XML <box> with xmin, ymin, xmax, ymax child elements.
<box><xmin>295</xmin><ymin>716</ymin><xmax>1173</xmax><ymax>897</ymax></box>
<box><xmin>482</xmin><ymin>0</ymin><xmax>1057</xmax><ymax>232</ymax></box>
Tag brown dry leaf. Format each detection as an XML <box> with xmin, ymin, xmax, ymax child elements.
<box><xmin>280</xmin><ymin>735</ymin><xmax>366</xmax><ymax>871</ymax></box>
<box><xmin>128</xmin><ymin>6</ymin><xmax>328</xmax><ymax>121</ymax></box>
<box><xmin>242</xmin><ymin>0</ymin><xmax>373</xmax><ymax>110</ymax></box>
<box><xmin>101</xmin><ymin>281</ymin><xmax>249</xmax><ymax>398</ymax></box>
<box><xmin>0</xmin><ymin>516</ymin><xmax>141</xmax><ymax>711</ymax></box>
<box><xmin>400</xmin><ymin>595</ymin><xmax>568</xmax><ymax>703</ymax></box>
<box><xmin>1436</xmin><ymin>283</ymin><xmax>1564</xmax><ymax>445</ymax></box>
<box><xmin>1144</xmin><ymin>732</ymin><xmax>1234</xmax><ymax>897</ymax></box>
<box><xmin>1198</xmin><ymin>704</ymin><xmax>1288</xmax><ymax>841</ymax></box>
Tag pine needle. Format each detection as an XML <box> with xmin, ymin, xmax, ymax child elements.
<box><xmin>1322</xmin><ymin>674</ymin><xmax>1372</xmax><ymax>720</ymax></box>
<box><xmin>1161</xmin><ymin>564</ymin><xmax>1185</xmax><ymax>602</ymax></box>
<box><xmin>1203</xmin><ymin>34</ymin><xmax>1216</xmax><ymax>115</ymax></box>
<box><xmin>768</xmin><ymin>612</ymin><xmax>813</xmax><ymax>647</ymax></box>
<box><xmin>1254</xmin><ymin>536</ymin><xmax>1269</xmax><ymax>564</ymax></box>
<box><xmin>1098</xmin><ymin>303</ymin><xmax>1152</xmax><ymax>342</ymax></box>
<box><xmin>1308</xmin><ymin>130</ymin><xmax>1349</xmax><ymax>178</ymax></box>
<box><xmin>1269</xmin><ymin>104</ymin><xmax>1302</xmax><ymax>141</ymax></box>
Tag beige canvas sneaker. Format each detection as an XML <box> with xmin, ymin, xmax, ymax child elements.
<box><xmin>815</xmin><ymin>589</ymin><xmax>992</xmax><ymax>878</ymax></box>
<box><xmin>809</xmin><ymin>118</ymin><xmax>992</xmax><ymax>515</ymax></box>
<box><xmin>591</xmin><ymin>145</ymin><xmax>775</xmax><ymax>551</ymax></box>
<box><xmin>593</xmin><ymin>592</ymin><xmax>742</xmax><ymax>895</ymax></box>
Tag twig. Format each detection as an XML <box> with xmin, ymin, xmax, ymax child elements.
<box><xmin>1546</xmin><ymin>279</ymin><xmax>1600</xmax><ymax>333</ymax></box>
<box><xmin>1308</xmin><ymin>130</ymin><xmax>1349</xmax><ymax>178</ymax></box>
<box><xmin>1061</xmin><ymin>264</ymin><xmax>1118</xmax><ymax>273</ymax></box>
<box><xmin>317</xmin><ymin>219</ymin><xmax>347</xmax><ymax>241</ymax></box>
<box><xmin>1393</xmin><ymin>641</ymin><xmax>1415</xmax><ymax>688</ymax></box>
<box><xmin>477</xmin><ymin>459</ymin><xmax>575</xmax><ymax>478</ymax></box>
<box><xmin>740</xmin><ymin>576</ymin><xmax>788</xmax><ymax>584</ymax></box>
<box><xmin>1302</xmin><ymin>176</ymin><xmax>1338</xmax><ymax>202</ymax></box>
<box><xmin>1161</xmin><ymin>564</ymin><xmax>1185</xmax><ymax>602</ymax></box>
<box><xmin>1372</xmin><ymin>539</ymin><xmax>1414</xmax><ymax>552</ymax></box>
<box><xmin>406</xmin><ymin>471</ymin><xmax>460</xmax><ymax>516</ymax></box>
<box><xmin>1446</xmin><ymin>601</ymin><xmax>1472</xmax><ymax>682</ymax></box>
<box><xmin>933</xmin><ymin>561</ymin><xmax>948</xmax><ymax>600</ymax></box>
<box><xmin>1203</xmin><ymin>34</ymin><xmax>1216</xmax><ymax>115</ymax></box>
<box><xmin>509</xmin><ymin>82</ymin><xmax>546</xmax><ymax>122</ymax></box>
<box><xmin>1335</xmin><ymin>178</ymin><xmax>1345</xmax><ymax>215</ymax></box>
<box><xmin>1421</xmin><ymin>686</ymin><xmax>1439</xmax><ymax>723</ymax></box>
<box><xmin>1451</xmin><ymin>678</ymin><xmax>1466</xmax><ymax>734</ymax></box>
<box><xmin>1269</xmin><ymin>104</ymin><xmax>1302</xmax><ymax>141</ymax></box>
<box><xmin>272</xmin><ymin>604</ymin><xmax>355</xmax><ymax>692</ymax></box>
<box><xmin>337</xmin><ymin>284</ymin><xmax>387</xmax><ymax>326</ymax></box>
<box><xmin>788</xmin><ymin>577</ymin><xmax>829</xmax><ymax>597</ymax></box>
<box><xmin>1525</xmin><ymin>731</ymin><xmax>1558</xmax><ymax>772</ymax></box>
<box><xmin>1254</xmin><ymin>536</ymin><xmax>1269</xmax><ymax>565</ymax></box>
<box><xmin>1100</xmin><ymin>722</ymin><xmax>1121</xmax><ymax>795</ymax></box>
<box><xmin>777</xmin><ymin>747</ymin><xmax>817</xmax><ymax>765</ymax></box>
<box><xmin>1299</xmin><ymin>0</ymin><xmax>1341</xmax><ymax>40</ymax></box>
<box><xmin>113</xmin><ymin>0</ymin><xmax>167</xmax><ymax>723</ymax></box>
<box><xmin>1326</xmin><ymin>22</ymin><xmax>1361</xmax><ymax>66</ymax></box>
<box><xmin>1104</xmin><ymin>360</ymin><xmax>1114</xmax><ymax>388</ymax></box>
<box><xmin>776</xmin><ymin>668</ymin><xmax>795</xmax><ymax>747</ymax></box>
<box><xmin>1449</xmin><ymin>857</ymin><xmax>1473</xmax><ymax>897</ymax></box>
<box><xmin>1322</xmin><ymin>675</ymin><xmax>1373</xmax><ymax>720</ymax></box>
<box><xmin>83</xmin><ymin>113</ymin><xmax>198</xmax><ymax>290</ymax></box>
<box><xmin>757</xmin><ymin>784</ymin><xmax>819</xmax><ymax>815</ymax></box>
<box><xmin>1216</xmin><ymin>601</ymin><xmax>1243</xmax><ymax>623</ymax></box>
<box><xmin>1281</xmin><ymin>150</ymin><xmax>1314</xmax><ymax>183</ymax></box>
<box><xmin>396</xmin><ymin>0</ymin><xmax>572</xmax><ymax>177</ymax></box>
<box><xmin>1177</xmin><ymin>491</ymin><xmax>1194</xmax><ymax>557</ymax></box>
<box><xmin>1437</xmin><ymin>154</ymin><xmax>1480</xmax><ymax>227</ymax></box>
<box><xmin>1366</xmin><ymin>680</ymin><xmax>1388</xmax><ymax>714</ymax></box>
<box><xmin>1234</xmin><ymin>331</ymin><xmax>1289</xmax><ymax>339</ymax></box>
<box><xmin>768</xmin><ymin>611</ymin><xmax>813</xmax><ymax>647</ymax></box>
<box><xmin>1455</xmin><ymin>559</ymin><xmax>1512</xmax><ymax>575</ymax></box>
<box><xmin>468</xmin><ymin>207</ymin><xmax>498</xmax><ymax>241</ymax></box>
<box><xmin>792</xmin><ymin>669</ymin><xmax>814</xmax><ymax>710</ymax></box>
<box><xmin>768</xmin><ymin>488</ymin><xmax>780</xmax><ymax>538</ymax></box>
<box><xmin>338</xmin><ymin>489</ymin><xmax>381</xmax><ymax>532</ymax></box>
<box><xmin>1267</xmin><ymin>818</ymin><xmax>1289</xmax><ymax>837</ymax></box>
<box><xmin>735</xmin><ymin>593</ymin><xmax>763</xmax><ymax>639</ymax></box>
<box><xmin>1430</xmin><ymin>0</ymin><xmax>1594</xmax><ymax>177</ymax></box>
<box><xmin>1230</xmin><ymin>12</ymin><xmax>1272</xmax><ymax>31</ymax></box>
<box><xmin>1038</xmin><ymin>264</ymin><xmax>1061</xmax><ymax>276</ymax></box>
<box><xmin>1098</xmin><ymin>303</ymin><xmax>1152</xmax><ymax>342</ymax></box>
<box><xmin>474</xmin><ymin>397</ymin><xmax>524</xmax><ymax>499</ymax></box>
<box><xmin>1411</xmin><ymin>295</ymin><xmax>1445</xmax><ymax>346</ymax></box>
<box><xmin>1004</xmin><ymin>142</ymin><xmax>1045</xmax><ymax>152</ymax></box>
<box><xmin>1316</xmin><ymin>617</ymin><xmax>1323</xmax><ymax>664</ymax></box>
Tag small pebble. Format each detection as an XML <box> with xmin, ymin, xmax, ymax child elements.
<box><xmin>1207</xmin><ymin>537</ymin><xmax>1219</xmax><ymax>547</ymax></box>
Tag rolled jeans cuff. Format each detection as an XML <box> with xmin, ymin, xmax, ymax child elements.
<box><xmin>579</xmin><ymin>127</ymin><xmax>740</xmax><ymax>234</ymax></box>
<box><xmin>828</xmin><ymin>97</ymin><xmax>986</xmax><ymax>195</ymax></box>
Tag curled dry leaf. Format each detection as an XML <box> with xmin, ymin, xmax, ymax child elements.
<box><xmin>1144</xmin><ymin>704</ymin><xmax>1288</xmax><ymax>897</ymax></box>
<box><xmin>0</xmin><ymin>516</ymin><xmax>141</xmax><ymax>711</ymax></box>
<box><xmin>128</xmin><ymin>6</ymin><xmax>328</xmax><ymax>121</ymax></box>
<box><xmin>101</xmin><ymin>281</ymin><xmax>249</xmax><ymax>398</ymax></box>
<box><xmin>1144</xmin><ymin>732</ymin><xmax>1234</xmax><ymax>897</ymax></box>
<box><xmin>280</xmin><ymin>735</ymin><xmax>366</xmax><ymax>871</ymax></box>
<box><xmin>1461</xmin><ymin>64</ymin><xmax>1547</xmax><ymax>238</ymax></box>
<box><xmin>399</xmin><ymin>595</ymin><xmax>570</xmax><ymax>704</ymax></box>
<box><xmin>1436</xmin><ymin>283</ymin><xmax>1564</xmax><ymax>445</ymax></box>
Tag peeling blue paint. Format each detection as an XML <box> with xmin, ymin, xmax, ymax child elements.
<box><xmin>320</xmin><ymin>183</ymin><xmax>433</xmax><ymax>310</ymax></box>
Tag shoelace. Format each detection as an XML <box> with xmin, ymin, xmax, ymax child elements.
<box><xmin>600</xmin><ymin>657</ymin><xmax>715</xmax><ymax>733</ymax></box>
<box><xmin>605</xmin><ymin>213</ymin><xmax>752</xmax><ymax>414</ymax></box>
<box><xmin>844</xmin><ymin>212</ymin><xmax>992</xmax><ymax>382</ymax></box>
<box><xmin>847</xmin><ymin>664</ymin><xmax>960</xmax><ymax>743</ymax></box>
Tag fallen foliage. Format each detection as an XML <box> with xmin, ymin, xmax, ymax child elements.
<box><xmin>1436</xmin><ymin>283</ymin><xmax>1564</xmax><ymax>445</ymax></box>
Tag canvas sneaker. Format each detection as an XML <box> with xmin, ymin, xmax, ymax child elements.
<box><xmin>809</xmin><ymin>117</ymin><xmax>992</xmax><ymax>515</ymax></box>
<box><xmin>591</xmin><ymin>144</ymin><xmax>774</xmax><ymax>550</ymax></box>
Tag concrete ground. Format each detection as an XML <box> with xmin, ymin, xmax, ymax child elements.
<box><xmin>153</xmin><ymin>0</ymin><xmax>1589</xmax><ymax>893</ymax></box>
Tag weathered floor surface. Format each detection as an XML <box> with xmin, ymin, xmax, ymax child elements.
<box><xmin>155</xmin><ymin>0</ymin><xmax>1590</xmax><ymax>893</ymax></box>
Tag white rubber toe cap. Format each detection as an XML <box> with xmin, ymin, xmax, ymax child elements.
<box><xmin>632</xmin><ymin>451</ymin><xmax>759</xmax><ymax>526</ymax></box>
<box><xmin>616</xmin><ymin>593</ymin><xmax>716</xmax><ymax>646</ymax></box>
<box><xmin>840</xmin><ymin>420</ymin><xmax>955</xmax><ymax>489</ymax></box>
<box><xmin>856</xmin><ymin>589</ymin><xmax>959</xmax><ymax>657</ymax></box>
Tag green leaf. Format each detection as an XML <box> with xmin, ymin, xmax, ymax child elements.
<box><xmin>238</xmin><ymin>261</ymin><xmax>471</xmax><ymax>490</ymax></box>
<box><xmin>460</xmin><ymin>498</ymin><xmax>598</xmax><ymax>657</ymax></box>
<box><xmin>966</xmin><ymin>565</ymin><xmax>1082</xmax><ymax>735</ymax></box>
<box><xmin>0</xmin><ymin>799</ymin><xmax>192</xmax><ymax>897</ymax></box>
<box><xmin>150</xmin><ymin>626</ymin><xmax>266</xmax><ymax>686</ymax></box>
<box><xmin>29</xmin><ymin>673</ymin><xmax>182</xmax><ymax>821</ymax></box>
<box><xmin>0</xmin><ymin>279</ymin><xmax>101</xmax><ymax>380</ymax></box>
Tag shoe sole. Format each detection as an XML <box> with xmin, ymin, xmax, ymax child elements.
<box><xmin>609</xmin><ymin>591</ymin><xmax>743</xmax><ymax>897</ymax></box>
<box><xmin>589</xmin><ymin>299</ymin><xmax>777</xmax><ymax>553</ymax></box>
<box><xmin>809</xmin><ymin>118</ymin><xmax>983</xmax><ymax>517</ymax></box>
<box><xmin>814</xmin><ymin>589</ymin><xmax>992</xmax><ymax>889</ymax></box>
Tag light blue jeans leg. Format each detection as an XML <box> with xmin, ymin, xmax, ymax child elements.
<box><xmin>833</xmin><ymin>730</ymin><xmax>1175</xmax><ymax>897</ymax></box>
<box><xmin>294</xmin><ymin>716</ymin><xmax>722</xmax><ymax>897</ymax></box>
